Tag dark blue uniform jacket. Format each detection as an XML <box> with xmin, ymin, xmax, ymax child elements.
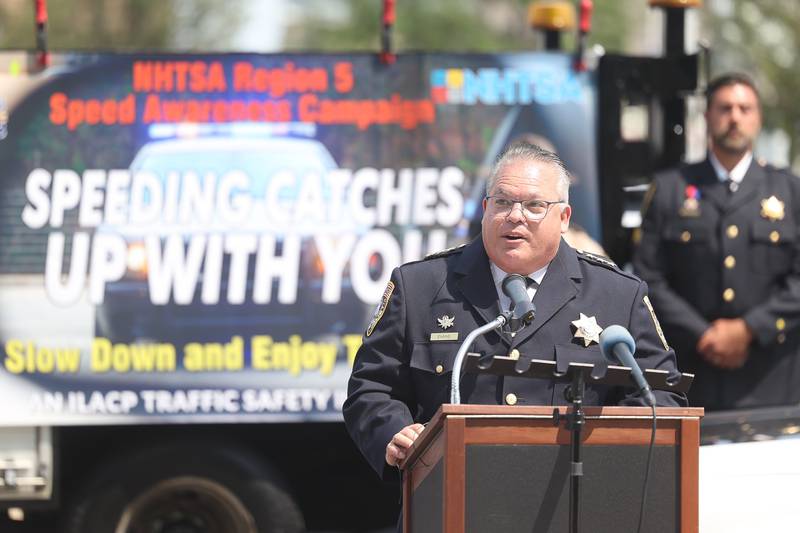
<box><xmin>634</xmin><ymin>159</ymin><xmax>800</xmax><ymax>410</ymax></box>
<box><xmin>345</xmin><ymin>238</ymin><xmax>686</xmax><ymax>481</ymax></box>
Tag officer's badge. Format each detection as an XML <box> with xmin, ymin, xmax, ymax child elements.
<box><xmin>437</xmin><ymin>315</ymin><xmax>455</xmax><ymax>330</ymax></box>
<box><xmin>760</xmin><ymin>196</ymin><xmax>785</xmax><ymax>222</ymax></box>
<box><xmin>643</xmin><ymin>295</ymin><xmax>669</xmax><ymax>350</ymax></box>
<box><xmin>571</xmin><ymin>313</ymin><xmax>602</xmax><ymax>347</ymax></box>
<box><xmin>365</xmin><ymin>281</ymin><xmax>394</xmax><ymax>337</ymax></box>
<box><xmin>678</xmin><ymin>185</ymin><xmax>701</xmax><ymax>217</ymax></box>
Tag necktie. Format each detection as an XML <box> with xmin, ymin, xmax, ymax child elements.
<box><xmin>507</xmin><ymin>278</ymin><xmax>537</xmax><ymax>338</ymax></box>
<box><xmin>526</xmin><ymin>277</ymin><xmax>538</xmax><ymax>300</ymax></box>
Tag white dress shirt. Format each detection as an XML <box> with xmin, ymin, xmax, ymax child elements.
<box><xmin>709</xmin><ymin>150</ymin><xmax>753</xmax><ymax>192</ymax></box>
<box><xmin>489</xmin><ymin>262</ymin><xmax>548</xmax><ymax>314</ymax></box>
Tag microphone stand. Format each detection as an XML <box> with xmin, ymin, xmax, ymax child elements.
<box><xmin>450</xmin><ymin>311</ymin><xmax>511</xmax><ymax>404</ymax></box>
<box><xmin>559</xmin><ymin>367</ymin><xmax>586</xmax><ymax>533</ymax></box>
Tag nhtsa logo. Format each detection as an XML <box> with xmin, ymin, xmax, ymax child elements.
<box><xmin>430</xmin><ymin>67</ymin><xmax>583</xmax><ymax>106</ymax></box>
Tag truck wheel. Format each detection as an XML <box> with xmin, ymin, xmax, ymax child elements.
<box><xmin>65</xmin><ymin>443</ymin><xmax>305</xmax><ymax>533</ymax></box>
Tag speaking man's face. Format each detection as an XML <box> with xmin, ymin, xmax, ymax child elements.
<box><xmin>481</xmin><ymin>158</ymin><xmax>571</xmax><ymax>275</ymax></box>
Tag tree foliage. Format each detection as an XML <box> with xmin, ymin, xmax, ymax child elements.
<box><xmin>702</xmin><ymin>0</ymin><xmax>800</xmax><ymax>164</ymax></box>
<box><xmin>0</xmin><ymin>0</ymin><xmax>243</xmax><ymax>50</ymax></box>
<box><xmin>283</xmin><ymin>0</ymin><xmax>634</xmax><ymax>54</ymax></box>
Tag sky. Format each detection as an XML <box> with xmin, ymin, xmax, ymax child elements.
<box><xmin>232</xmin><ymin>0</ymin><xmax>289</xmax><ymax>52</ymax></box>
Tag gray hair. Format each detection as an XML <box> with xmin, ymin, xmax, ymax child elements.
<box><xmin>487</xmin><ymin>141</ymin><xmax>571</xmax><ymax>203</ymax></box>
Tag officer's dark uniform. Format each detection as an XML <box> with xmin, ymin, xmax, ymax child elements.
<box><xmin>633</xmin><ymin>158</ymin><xmax>800</xmax><ymax>410</ymax></box>
<box><xmin>344</xmin><ymin>237</ymin><xmax>686</xmax><ymax>482</ymax></box>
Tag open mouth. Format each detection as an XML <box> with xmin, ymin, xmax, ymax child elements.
<box><xmin>503</xmin><ymin>234</ymin><xmax>526</xmax><ymax>242</ymax></box>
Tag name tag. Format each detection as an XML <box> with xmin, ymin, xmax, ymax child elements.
<box><xmin>430</xmin><ymin>332</ymin><xmax>459</xmax><ymax>341</ymax></box>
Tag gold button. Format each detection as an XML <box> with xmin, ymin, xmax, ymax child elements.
<box><xmin>723</xmin><ymin>288</ymin><xmax>735</xmax><ymax>302</ymax></box>
<box><xmin>681</xmin><ymin>231</ymin><xmax>691</xmax><ymax>242</ymax></box>
<box><xmin>508</xmin><ymin>349</ymin><xmax>520</xmax><ymax>360</ymax></box>
<box><xmin>724</xmin><ymin>255</ymin><xmax>736</xmax><ymax>269</ymax></box>
<box><xmin>770</xmin><ymin>231</ymin><xmax>780</xmax><ymax>243</ymax></box>
<box><xmin>776</xmin><ymin>318</ymin><xmax>786</xmax><ymax>331</ymax></box>
<box><xmin>505</xmin><ymin>393</ymin><xmax>518</xmax><ymax>406</ymax></box>
<box><xmin>726</xmin><ymin>225</ymin><xmax>739</xmax><ymax>239</ymax></box>
<box><xmin>435</xmin><ymin>364</ymin><xmax>444</xmax><ymax>374</ymax></box>
<box><xmin>778</xmin><ymin>333</ymin><xmax>787</xmax><ymax>344</ymax></box>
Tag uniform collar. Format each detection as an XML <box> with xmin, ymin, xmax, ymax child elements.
<box><xmin>489</xmin><ymin>262</ymin><xmax>548</xmax><ymax>315</ymax></box>
<box><xmin>453</xmin><ymin>238</ymin><xmax>573</xmax><ymax>348</ymax></box>
<box><xmin>709</xmin><ymin>150</ymin><xmax>753</xmax><ymax>184</ymax></box>
<box><xmin>508</xmin><ymin>240</ymin><xmax>580</xmax><ymax>348</ymax></box>
<box><xmin>453</xmin><ymin>238</ymin><xmax>508</xmax><ymax>340</ymax></box>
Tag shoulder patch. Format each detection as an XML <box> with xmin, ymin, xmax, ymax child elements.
<box><xmin>640</xmin><ymin>181</ymin><xmax>657</xmax><ymax>218</ymax></box>
<box><xmin>423</xmin><ymin>243</ymin><xmax>467</xmax><ymax>261</ymax></box>
<box><xmin>643</xmin><ymin>295</ymin><xmax>670</xmax><ymax>350</ymax></box>
<box><xmin>365</xmin><ymin>281</ymin><xmax>395</xmax><ymax>337</ymax></box>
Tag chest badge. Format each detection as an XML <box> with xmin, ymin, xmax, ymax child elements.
<box><xmin>437</xmin><ymin>315</ymin><xmax>455</xmax><ymax>330</ymax></box>
<box><xmin>761</xmin><ymin>196</ymin><xmax>785</xmax><ymax>221</ymax></box>
<box><xmin>678</xmin><ymin>184</ymin><xmax>701</xmax><ymax>218</ymax></box>
<box><xmin>571</xmin><ymin>313</ymin><xmax>602</xmax><ymax>347</ymax></box>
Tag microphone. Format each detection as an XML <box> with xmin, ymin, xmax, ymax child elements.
<box><xmin>501</xmin><ymin>274</ymin><xmax>535</xmax><ymax>325</ymax></box>
<box><xmin>599</xmin><ymin>325</ymin><xmax>656</xmax><ymax>407</ymax></box>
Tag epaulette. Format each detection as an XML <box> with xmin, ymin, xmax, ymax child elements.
<box><xmin>764</xmin><ymin>161</ymin><xmax>795</xmax><ymax>176</ymax></box>
<box><xmin>423</xmin><ymin>243</ymin><xmax>467</xmax><ymax>261</ymax></box>
<box><xmin>576</xmin><ymin>249</ymin><xmax>619</xmax><ymax>270</ymax></box>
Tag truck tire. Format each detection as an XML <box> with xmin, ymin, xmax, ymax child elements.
<box><xmin>64</xmin><ymin>443</ymin><xmax>305</xmax><ymax>533</ymax></box>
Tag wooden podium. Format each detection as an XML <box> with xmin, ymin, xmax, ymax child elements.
<box><xmin>401</xmin><ymin>404</ymin><xmax>703</xmax><ymax>533</ymax></box>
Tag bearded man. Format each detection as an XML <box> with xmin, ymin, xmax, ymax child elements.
<box><xmin>634</xmin><ymin>73</ymin><xmax>800</xmax><ymax>410</ymax></box>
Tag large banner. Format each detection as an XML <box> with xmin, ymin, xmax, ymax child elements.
<box><xmin>0</xmin><ymin>51</ymin><xmax>598</xmax><ymax>424</ymax></box>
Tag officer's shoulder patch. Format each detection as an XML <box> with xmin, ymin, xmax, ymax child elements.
<box><xmin>640</xmin><ymin>181</ymin><xmax>657</xmax><ymax>218</ymax></box>
<box><xmin>643</xmin><ymin>295</ymin><xmax>670</xmax><ymax>350</ymax></box>
<box><xmin>365</xmin><ymin>281</ymin><xmax>395</xmax><ymax>337</ymax></box>
<box><xmin>423</xmin><ymin>243</ymin><xmax>467</xmax><ymax>261</ymax></box>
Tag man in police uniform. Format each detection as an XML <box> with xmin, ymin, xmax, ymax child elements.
<box><xmin>633</xmin><ymin>73</ymin><xmax>800</xmax><ymax>411</ymax></box>
<box><xmin>344</xmin><ymin>142</ymin><xmax>686</xmax><ymax>482</ymax></box>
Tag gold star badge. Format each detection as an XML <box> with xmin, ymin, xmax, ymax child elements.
<box><xmin>571</xmin><ymin>313</ymin><xmax>602</xmax><ymax>347</ymax></box>
<box><xmin>437</xmin><ymin>315</ymin><xmax>455</xmax><ymax>330</ymax></box>
<box><xmin>761</xmin><ymin>196</ymin><xmax>785</xmax><ymax>221</ymax></box>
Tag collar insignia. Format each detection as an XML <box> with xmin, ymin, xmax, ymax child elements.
<box><xmin>571</xmin><ymin>313</ymin><xmax>602</xmax><ymax>347</ymax></box>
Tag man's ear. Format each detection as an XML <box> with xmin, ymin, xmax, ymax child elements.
<box><xmin>560</xmin><ymin>204</ymin><xmax>572</xmax><ymax>233</ymax></box>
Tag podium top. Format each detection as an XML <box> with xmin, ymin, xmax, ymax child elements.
<box><xmin>401</xmin><ymin>404</ymin><xmax>704</xmax><ymax>469</ymax></box>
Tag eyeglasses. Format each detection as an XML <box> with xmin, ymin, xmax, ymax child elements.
<box><xmin>485</xmin><ymin>195</ymin><xmax>565</xmax><ymax>221</ymax></box>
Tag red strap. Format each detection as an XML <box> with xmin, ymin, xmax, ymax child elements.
<box><xmin>380</xmin><ymin>0</ymin><xmax>396</xmax><ymax>65</ymax></box>
<box><xmin>35</xmin><ymin>0</ymin><xmax>48</xmax><ymax>25</ymax></box>
<box><xmin>579</xmin><ymin>0</ymin><xmax>593</xmax><ymax>33</ymax></box>
<box><xmin>382</xmin><ymin>0</ymin><xmax>396</xmax><ymax>25</ymax></box>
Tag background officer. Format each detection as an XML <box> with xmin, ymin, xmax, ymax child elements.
<box><xmin>633</xmin><ymin>73</ymin><xmax>800</xmax><ymax>410</ymax></box>
<box><xmin>344</xmin><ymin>142</ymin><xmax>686</xmax><ymax>482</ymax></box>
